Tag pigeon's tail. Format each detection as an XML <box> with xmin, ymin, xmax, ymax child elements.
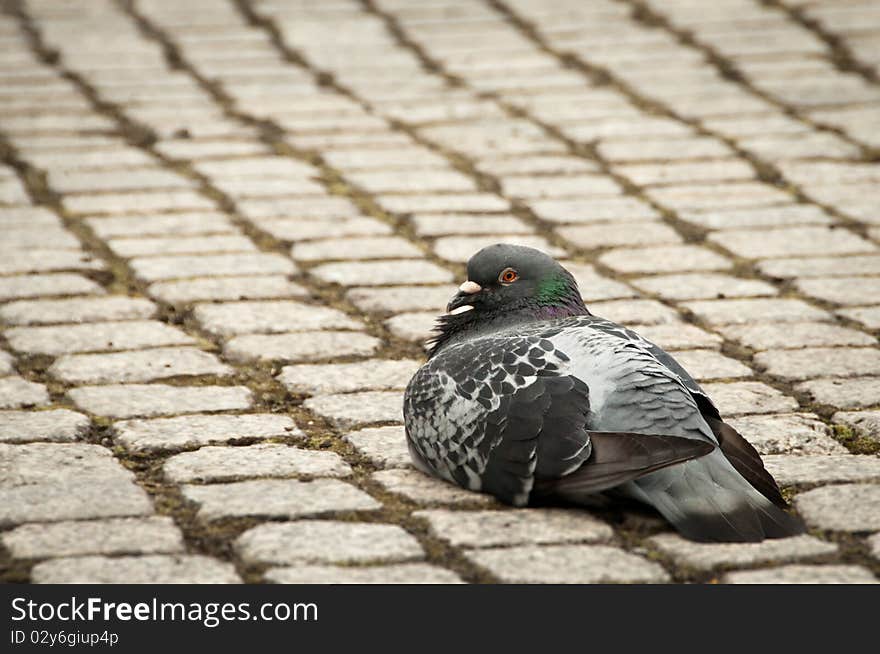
<box><xmin>621</xmin><ymin>449</ymin><xmax>805</xmax><ymax>543</ymax></box>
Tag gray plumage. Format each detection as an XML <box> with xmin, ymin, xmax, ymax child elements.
<box><xmin>404</xmin><ymin>243</ymin><xmax>803</xmax><ymax>542</ymax></box>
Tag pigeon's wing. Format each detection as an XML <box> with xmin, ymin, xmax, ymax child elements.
<box><xmin>580</xmin><ymin>315</ymin><xmax>787</xmax><ymax>507</ymax></box>
<box><xmin>584</xmin><ymin>315</ymin><xmax>721</xmax><ymax>419</ymax></box>
<box><xmin>404</xmin><ymin>332</ymin><xmax>715</xmax><ymax>506</ymax></box>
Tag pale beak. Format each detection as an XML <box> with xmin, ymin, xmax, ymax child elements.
<box><xmin>447</xmin><ymin>280</ymin><xmax>483</xmax><ymax>313</ymax></box>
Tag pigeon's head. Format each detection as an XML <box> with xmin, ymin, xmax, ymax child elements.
<box><xmin>446</xmin><ymin>243</ymin><xmax>586</xmax><ymax>317</ymax></box>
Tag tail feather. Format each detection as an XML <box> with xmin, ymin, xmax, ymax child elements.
<box><xmin>621</xmin><ymin>450</ymin><xmax>805</xmax><ymax>542</ymax></box>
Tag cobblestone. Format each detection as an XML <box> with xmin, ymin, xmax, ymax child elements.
<box><xmin>727</xmin><ymin>413</ymin><xmax>846</xmax><ymax>455</ymax></box>
<box><xmin>719</xmin><ymin>323</ymin><xmax>876</xmax><ymax>351</ymax></box>
<box><xmin>2</xmin><ymin>517</ymin><xmax>184</xmax><ymax>559</ymax></box>
<box><xmin>795</xmin><ymin>378</ymin><xmax>880</xmax><ymax>409</ymax></box>
<box><xmin>649</xmin><ymin>534</ymin><xmax>837</xmax><ymax>570</ymax></box>
<box><xmin>0</xmin><ymin>377</ymin><xmax>49</xmax><ymax>409</ymax></box>
<box><xmin>148</xmin><ymin>276</ymin><xmax>308</xmax><ymax>304</ymax></box>
<box><xmin>48</xmin><ymin>347</ymin><xmax>232</xmax><ymax>384</ymax></box>
<box><xmin>278</xmin><ymin>359</ymin><xmax>419</xmax><ymax>395</ymax></box>
<box><xmin>833</xmin><ymin>411</ymin><xmax>880</xmax><ymax>444</ymax></box>
<box><xmin>0</xmin><ymin>296</ymin><xmax>156</xmax><ymax>325</ymax></box>
<box><xmin>764</xmin><ymin>455</ymin><xmax>880</xmax><ymax>486</ymax></box>
<box><xmin>31</xmin><ymin>555</ymin><xmax>241</xmax><ymax>584</ymax></box>
<box><xmin>164</xmin><ymin>444</ymin><xmax>350</xmax><ymax>483</ymax></box>
<box><xmin>372</xmin><ymin>469</ymin><xmax>496</xmax><ymax>506</ymax></box>
<box><xmin>182</xmin><ymin>479</ymin><xmax>380</xmax><ymax>521</ymax></box>
<box><xmin>0</xmin><ymin>409</ymin><xmax>90</xmax><ymax>444</ymax></box>
<box><xmin>4</xmin><ymin>0</ymin><xmax>880</xmax><ymax>585</ymax></box>
<box><xmin>0</xmin><ymin>273</ymin><xmax>104</xmax><ymax>301</ymax></box>
<box><xmin>722</xmin><ymin>565</ymin><xmax>877</xmax><ymax>584</ymax></box>
<box><xmin>466</xmin><ymin>545</ymin><xmax>670</xmax><ymax>584</ymax></box>
<box><xmin>343</xmin><ymin>425</ymin><xmax>411</xmax><ymax>469</ymax></box>
<box><xmin>5</xmin><ymin>321</ymin><xmax>196</xmax><ymax>355</ymax></box>
<box><xmin>796</xmin><ymin>484</ymin><xmax>880</xmax><ymax>531</ymax></box>
<box><xmin>303</xmin><ymin>391</ymin><xmax>403</xmax><ymax>427</ymax></box>
<box><xmin>265</xmin><ymin>564</ymin><xmax>462</xmax><ymax>584</ymax></box>
<box><xmin>0</xmin><ymin>443</ymin><xmax>152</xmax><ymax>526</ymax></box>
<box><xmin>236</xmin><ymin>521</ymin><xmax>424</xmax><ymax>566</ymax></box>
<box><xmin>194</xmin><ymin>300</ymin><xmax>360</xmax><ymax>336</ymax></box>
<box><xmin>68</xmin><ymin>384</ymin><xmax>252</xmax><ymax>419</ymax></box>
<box><xmin>114</xmin><ymin>413</ymin><xmax>300</xmax><ymax>452</ymax></box>
<box><xmin>415</xmin><ymin>509</ymin><xmax>613</xmax><ymax>548</ymax></box>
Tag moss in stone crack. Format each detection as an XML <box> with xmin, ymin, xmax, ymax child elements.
<box><xmin>831</xmin><ymin>424</ymin><xmax>880</xmax><ymax>456</ymax></box>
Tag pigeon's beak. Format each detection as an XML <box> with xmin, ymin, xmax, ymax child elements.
<box><xmin>446</xmin><ymin>281</ymin><xmax>482</xmax><ymax>314</ymax></box>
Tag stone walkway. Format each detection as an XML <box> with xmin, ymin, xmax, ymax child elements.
<box><xmin>1</xmin><ymin>0</ymin><xmax>879</xmax><ymax>584</ymax></box>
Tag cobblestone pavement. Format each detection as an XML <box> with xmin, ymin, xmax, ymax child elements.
<box><xmin>1</xmin><ymin>0</ymin><xmax>879</xmax><ymax>584</ymax></box>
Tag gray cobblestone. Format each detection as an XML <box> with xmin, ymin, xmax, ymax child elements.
<box><xmin>130</xmin><ymin>253</ymin><xmax>296</xmax><ymax>282</ymax></box>
<box><xmin>756</xmin><ymin>348</ymin><xmax>880</xmax><ymax>381</ymax></box>
<box><xmin>682</xmin><ymin>298</ymin><xmax>831</xmax><ymax>325</ymax></box>
<box><xmin>310</xmin><ymin>259</ymin><xmax>454</xmax><ymax>286</ymax></box>
<box><xmin>194</xmin><ymin>300</ymin><xmax>360</xmax><ymax>336</ymax></box>
<box><xmin>649</xmin><ymin>533</ymin><xmax>837</xmax><ymax>570</ymax></box>
<box><xmin>114</xmin><ymin>413</ymin><xmax>300</xmax><ymax>452</ymax></box>
<box><xmin>764</xmin><ymin>455</ymin><xmax>880</xmax><ymax>486</ymax></box>
<box><xmin>6</xmin><ymin>0</ymin><xmax>880</xmax><ymax>585</ymax></box>
<box><xmin>727</xmin><ymin>413</ymin><xmax>845</xmax><ymax>455</ymax></box>
<box><xmin>0</xmin><ymin>273</ymin><xmax>104</xmax><ymax>301</ymax></box>
<box><xmin>433</xmin><ymin>235</ymin><xmax>565</xmax><ymax>263</ymax></box>
<box><xmin>600</xmin><ymin>245</ymin><xmax>732</xmax><ymax>274</ymax></box>
<box><xmin>291</xmin><ymin>236</ymin><xmax>423</xmax><ymax>261</ymax></box>
<box><xmin>466</xmin><ymin>545</ymin><xmax>670</xmax><ymax>584</ymax></box>
<box><xmin>796</xmin><ymin>277</ymin><xmax>880</xmax><ymax>306</ymax></box>
<box><xmin>719</xmin><ymin>322</ymin><xmax>876</xmax><ymax>350</ymax></box>
<box><xmin>0</xmin><ymin>377</ymin><xmax>49</xmax><ymax>409</ymax></box>
<box><xmin>107</xmin><ymin>235</ymin><xmax>257</xmax><ymax>258</ymax></box>
<box><xmin>372</xmin><ymin>469</ymin><xmax>496</xmax><ymax>506</ymax></box>
<box><xmin>346</xmin><ymin>285</ymin><xmax>453</xmax><ymax>313</ymax></box>
<box><xmin>85</xmin><ymin>212</ymin><xmax>236</xmax><ymax>238</ymax></box>
<box><xmin>278</xmin><ymin>359</ymin><xmax>419</xmax><ymax>395</ymax></box>
<box><xmin>265</xmin><ymin>563</ymin><xmax>462</xmax><ymax>584</ymax></box>
<box><xmin>344</xmin><ymin>425</ymin><xmax>410</xmax><ymax>469</ymax></box>
<box><xmin>722</xmin><ymin>565</ymin><xmax>877</xmax><ymax>584</ymax></box>
<box><xmin>758</xmin><ymin>254</ymin><xmax>880</xmax><ymax>279</ymax></box>
<box><xmin>49</xmin><ymin>347</ymin><xmax>231</xmax><ymax>384</ymax></box>
<box><xmin>6</xmin><ymin>321</ymin><xmax>195</xmax><ymax>355</ymax></box>
<box><xmin>833</xmin><ymin>411</ymin><xmax>880</xmax><ymax>443</ymax></box>
<box><xmin>680</xmin><ymin>205</ymin><xmax>834</xmax><ymax>230</ymax></box>
<box><xmin>225</xmin><ymin>331</ymin><xmax>381</xmax><ymax>363</ymax></box>
<box><xmin>0</xmin><ymin>250</ymin><xmax>105</xmax><ymax>276</ymax></box>
<box><xmin>0</xmin><ymin>296</ymin><xmax>155</xmax><ymax>326</ymax></box>
<box><xmin>710</xmin><ymin>226</ymin><xmax>876</xmax><ymax>259</ymax></box>
<box><xmin>667</xmin><ymin>349</ymin><xmax>752</xmax><ymax>380</ymax></box>
<box><xmin>795</xmin><ymin>377</ymin><xmax>880</xmax><ymax>409</ymax></box>
<box><xmin>69</xmin><ymin>384</ymin><xmax>252</xmax><ymax>419</ymax></box>
<box><xmin>2</xmin><ymin>517</ymin><xmax>184</xmax><ymax>559</ymax></box>
<box><xmin>183</xmin><ymin>478</ymin><xmax>380</xmax><ymax>521</ymax></box>
<box><xmin>558</xmin><ymin>222</ymin><xmax>682</xmax><ymax>249</ymax></box>
<box><xmin>148</xmin><ymin>276</ymin><xmax>308</xmax><ymax>304</ymax></box>
<box><xmin>164</xmin><ymin>444</ymin><xmax>350</xmax><ymax>483</ymax></box>
<box><xmin>632</xmin><ymin>274</ymin><xmax>777</xmax><ymax>301</ymax></box>
<box><xmin>31</xmin><ymin>554</ymin><xmax>241</xmax><ymax>584</ymax></box>
<box><xmin>0</xmin><ymin>443</ymin><xmax>152</xmax><ymax>526</ymax></box>
<box><xmin>303</xmin><ymin>391</ymin><xmax>402</xmax><ymax>427</ymax></box>
<box><xmin>236</xmin><ymin>521</ymin><xmax>424</xmax><ymax>566</ymax></box>
<box><xmin>415</xmin><ymin>509</ymin><xmax>613</xmax><ymax>548</ymax></box>
<box><xmin>796</xmin><ymin>484</ymin><xmax>880</xmax><ymax>531</ymax></box>
<box><xmin>701</xmin><ymin>382</ymin><xmax>799</xmax><ymax>415</ymax></box>
<box><xmin>838</xmin><ymin>306</ymin><xmax>880</xmax><ymax>330</ymax></box>
<box><xmin>0</xmin><ymin>409</ymin><xmax>90</xmax><ymax>444</ymax></box>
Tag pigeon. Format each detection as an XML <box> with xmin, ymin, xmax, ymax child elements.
<box><xmin>403</xmin><ymin>243</ymin><xmax>804</xmax><ymax>542</ymax></box>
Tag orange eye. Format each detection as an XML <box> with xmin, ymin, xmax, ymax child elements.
<box><xmin>499</xmin><ymin>268</ymin><xmax>519</xmax><ymax>284</ymax></box>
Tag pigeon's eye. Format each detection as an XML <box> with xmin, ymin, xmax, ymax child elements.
<box><xmin>499</xmin><ymin>268</ymin><xmax>519</xmax><ymax>284</ymax></box>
